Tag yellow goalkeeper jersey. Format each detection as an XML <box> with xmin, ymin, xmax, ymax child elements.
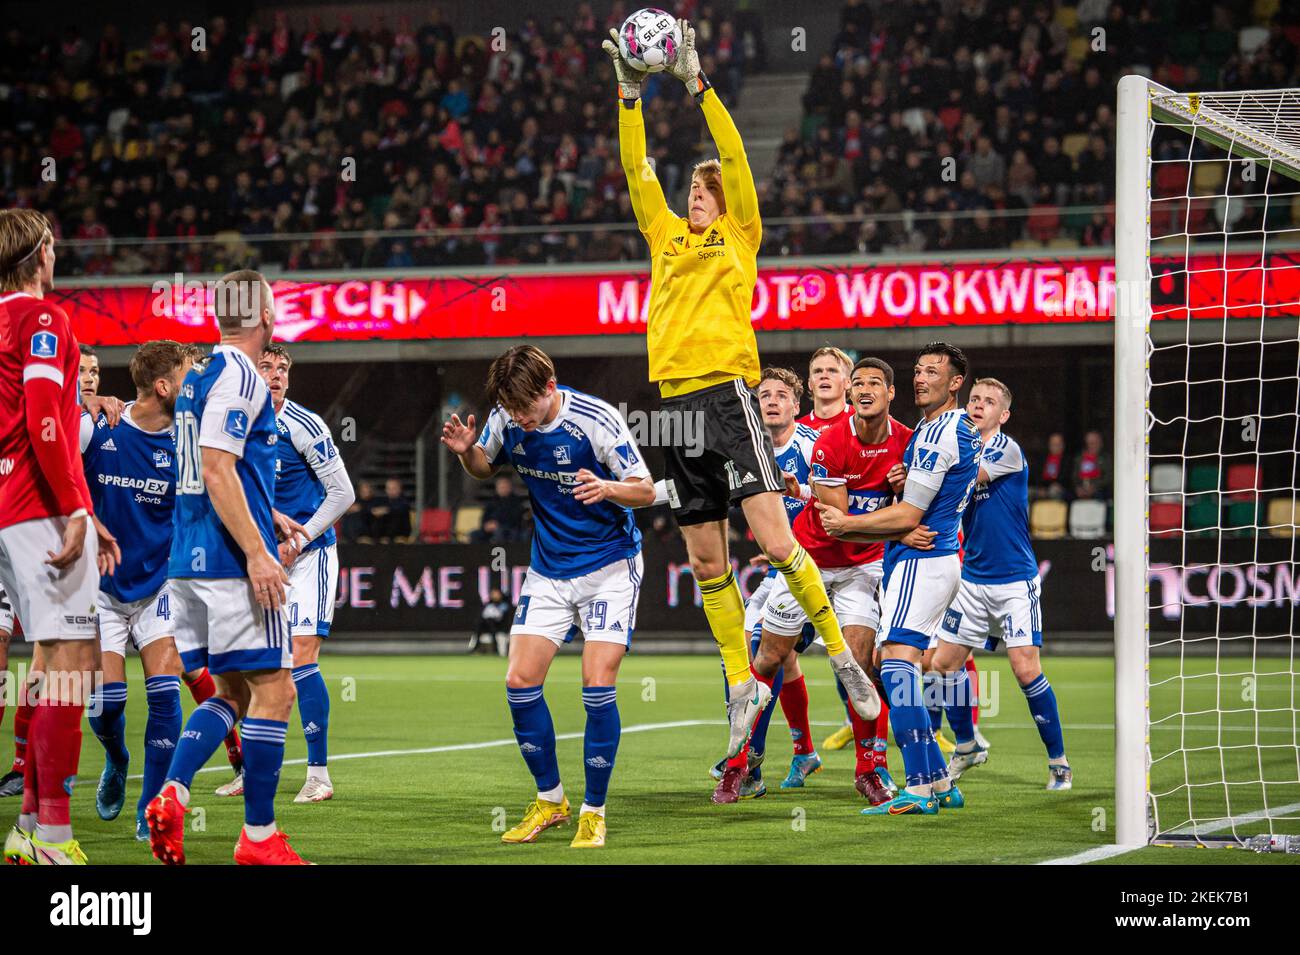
<box><xmin>618</xmin><ymin>90</ymin><xmax>763</xmax><ymax>397</ymax></box>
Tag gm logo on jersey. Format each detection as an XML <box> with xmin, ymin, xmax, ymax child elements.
<box><xmin>30</xmin><ymin>331</ymin><xmax>58</xmax><ymax>359</ymax></box>
<box><xmin>222</xmin><ymin>409</ymin><xmax>248</xmax><ymax>440</ymax></box>
<box><xmin>311</xmin><ymin>436</ymin><xmax>338</xmax><ymax>463</ymax></box>
<box><xmin>614</xmin><ymin>442</ymin><xmax>640</xmax><ymax>469</ymax></box>
<box><xmin>915</xmin><ymin>448</ymin><xmax>940</xmax><ymax>471</ymax></box>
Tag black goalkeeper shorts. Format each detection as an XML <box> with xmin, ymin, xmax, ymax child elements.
<box><xmin>661</xmin><ymin>378</ymin><xmax>785</xmax><ymax>526</ymax></box>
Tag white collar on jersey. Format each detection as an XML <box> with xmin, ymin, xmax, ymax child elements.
<box><xmin>118</xmin><ymin>400</ymin><xmax>172</xmax><ymax>436</ymax></box>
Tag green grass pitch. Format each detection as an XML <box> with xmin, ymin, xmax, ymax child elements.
<box><xmin>5</xmin><ymin>654</ymin><xmax>1298</xmax><ymax>865</ymax></box>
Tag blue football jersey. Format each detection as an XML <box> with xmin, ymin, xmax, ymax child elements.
<box><xmin>961</xmin><ymin>431</ymin><xmax>1038</xmax><ymax>584</ymax></box>
<box><xmin>477</xmin><ymin>386</ymin><xmax>650</xmax><ymax>579</ymax></box>
<box><xmin>775</xmin><ymin>423</ymin><xmax>819</xmax><ymax>525</ymax></box>
<box><xmin>169</xmin><ymin>344</ymin><xmax>279</xmax><ymax>580</ymax></box>
<box><xmin>80</xmin><ymin>403</ymin><xmax>176</xmax><ymax>602</ymax></box>
<box><xmin>274</xmin><ymin>398</ymin><xmax>343</xmax><ymax>554</ymax></box>
<box><xmin>884</xmin><ymin>409</ymin><xmax>982</xmax><ymax>579</ymax></box>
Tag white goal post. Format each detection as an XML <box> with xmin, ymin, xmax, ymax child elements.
<box><xmin>1115</xmin><ymin>75</ymin><xmax>1300</xmax><ymax>851</ymax></box>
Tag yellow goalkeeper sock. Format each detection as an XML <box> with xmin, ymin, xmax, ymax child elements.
<box><xmin>698</xmin><ymin>569</ymin><xmax>752</xmax><ymax>687</ymax></box>
<box><xmin>770</xmin><ymin>543</ymin><xmax>847</xmax><ymax>656</ymax></box>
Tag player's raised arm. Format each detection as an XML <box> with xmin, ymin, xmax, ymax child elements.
<box><xmin>669</xmin><ymin>20</ymin><xmax>760</xmax><ymax>247</ymax></box>
<box><xmin>442</xmin><ymin>411</ymin><xmax>496</xmax><ymax>480</ymax></box>
<box><xmin>603</xmin><ymin>31</ymin><xmax>670</xmax><ymax>243</ymax></box>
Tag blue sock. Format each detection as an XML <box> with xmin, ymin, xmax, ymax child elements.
<box><xmin>139</xmin><ymin>675</ymin><xmax>181</xmax><ymax>813</ymax></box>
<box><xmin>923</xmin><ymin>671</ymin><xmax>944</xmax><ymax>734</ymax></box>
<box><xmin>292</xmin><ymin>664</ymin><xmax>330</xmax><ymax>767</ymax></box>
<box><xmin>166</xmin><ymin>698</ymin><xmax>237</xmax><ymax>789</ymax></box>
<box><xmin>88</xmin><ymin>681</ymin><xmax>130</xmax><ymax>767</ymax></box>
<box><xmin>942</xmin><ymin>668</ymin><xmax>976</xmax><ymax>745</ymax></box>
<box><xmin>881</xmin><ymin>660</ymin><xmax>931</xmax><ymax>789</ymax></box>
<box><xmin>749</xmin><ymin>666</ymin><xmax>783</xmax><ymax>758</ymax></box>
<box><xmin>1021</xmin><ymin>674</ymin><xmax>1066</xmax><ymax>760</ymax></box>
<box><xmin>507</xmin><ymin>686</ymin><xmax>560</xmax><ymax>793</ymax></box>
<box><xmin>240</xmin><ymin>718</ymin><xmax>287</xmax><ymax>827</ymax></box>
<box><xmin>581</xmin><ymin>686</ymin><xmax>620</xmax><ymax>807</ymax></box>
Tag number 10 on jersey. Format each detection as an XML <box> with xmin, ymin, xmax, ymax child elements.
<box><xmin>176</xmin><ymin>410</ymin><xmax>204</xmax><ymax>494</ymax></box>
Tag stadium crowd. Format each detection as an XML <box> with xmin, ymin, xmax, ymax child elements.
<box><xmin>3</xmin><ymin>2</ymin><xmax>1299</xmax><ymax>273</ymax></box>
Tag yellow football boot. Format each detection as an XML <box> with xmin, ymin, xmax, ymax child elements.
<box><xmin>822</xmin><ymin>723</ymin><xmax>854</xmax><ymax>751</ymax></box>
<box><xmin>570</xmin><ymin>811</ymin><xmax>606</xmax><ymax>848</ymax></box>
<box><xmin>501</xmin><ymin>796</ymin><xmax>571</xmax><ymax>844</ymax></box>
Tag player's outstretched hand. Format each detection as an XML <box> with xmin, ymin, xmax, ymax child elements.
<box><xmin>602</xmin><ymin>29</ymin><xmax>646</xmax><ymax>100</ymax></box>
<box><xmin>93</xmin><ymin>514</ymin><xmax>121</xmax><ymax>576</ymax></box>
<box><xmin>441</xmin><ymin>413</ymin><xmax>477</xmax><ymax>455</ymax></box>
<box><xmin>814</xmin><ymin>500</ymin><xmax>847</xmax><ymax>537</ymax></box>
<box><xmin>45</xmin><ymin>512</ymin><xmax>88</xmax><ymax>569</ymax></box>
<box><xmin>83</xmin><ymin>394</ymin><xmax>126</xmax><ymax>427</ymax></box>
<box><xmin>781</xmin><ymin>471</ymin><xmax>802</xmax><ymax>499</ymax></box>
<box><xmin>901</xmin><ymin>524</ymin><xmax>936</xmax><ymax>550</ymax></box>
<box><xmin>573</xmin><ymin>468</ymin><xmax>610</xmax><ymax>505</ymax></box>
<box><xmin>748</xmin><ymin>553</ymin><xmax>770</xmax><ymax>568</ymax></box>
<box><xmin>886</xmin><ymin>463</ymin><xmax>907</xmax><ymax>494</ymax></box>
<box><xmin>248</xmin><ymin>548</ymin><xmax>290</xmax><ymax>611</ymax></box>
<box><xmin>272</xmin><ymin>508</ymin><xmax>308</xmax><ymax>544</ymax></box>
<box><xmin>668</xmin><ymin>19</ymin><xmax>700</xmax><ymax>89</ymax></box>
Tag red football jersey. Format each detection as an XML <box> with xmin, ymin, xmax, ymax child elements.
<box><xmin>795</xmin><ymin>414</ymin><xmax>912</xmax><ymax>567</ymax></box>
<box><xmin>0</xmin><ymin>292</ymin><xmax>93</xmax><ymax>528</ymax></box>
<box><xmin>797</xmin><ymin>406</ymin><xmax>852</xmax><ymax>435</ymax></box>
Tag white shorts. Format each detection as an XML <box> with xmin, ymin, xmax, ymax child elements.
<box><xmin>171</xmin><ymin>577</ymin><xmax>291</xmax><ymax>674</ymax></box>
<box><xmin>98</xmin><ymin>585</ymin><xmax>174</xmax><ymax>656</ymax></box>
<box><xmin>763</xmin><ymin>561</ymin><xmax>882</xmax><ymax>638</ymax></box>
<box><xmin>0</xmin><ymin>516</ymin><xmax>99</xmax><ymax>642</ymax></box>
<box><xmin>287</xmin><ymin>545</ymin><xmax>339</xmax><ymax>638</ymax></box>
<box><xmin>744</xmin><ymin>574</ymin><xmax>776</xmax><ymax>640</ymax></box>
<box><xmin>940</xmin><ymin>575</ymin><xmax>1044</xmax><ymax>651</ymax></box>
<box><xmin>877</xmin><ymin>554</ymin><xmax>962</xmax><ymax>651</ymax></box>
<box><xmin>511</xmin><ymin>553</ymin><xmax>643</xmax><ymax>648</ymax></box>
<box><xmin>0</xmin><ymin>584</ymin><xmax>12</xmax><ymax>634</ymax></box>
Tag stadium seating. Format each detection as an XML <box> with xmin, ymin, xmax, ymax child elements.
<box><xmin>1150</xmin><ymin>463</ymin><xmax>1183</xmax><ymax>500</ymax></box>
<box><xmin>1185</xmin><ymin>494</ymin><xmax>1221</xmax><ymax>536</ymax></box>
<box><xmin>1186</xmin><ymin>464</ymin><xmax>1220</xmax><ymax>493</ymax></box>
<box><xmin>1030</xmin><ymin>500</ymin><xmax>1068</xmax><ymax>539</ymax></box>
<box><xmin>1068</xmin><ymin>499</ymin><xmax>1108</xmax><ymax>539</ymax></box>
<box><xmin>417</xmin><ymin>508</ymin><xmax>453</xmax><ymax>544</ymax></box>
<box><xmin>1149</xmin><ymin>500</ymin><xmax>1184</xmax><ymax>537</ymax></box>
<box><xmin>453</xmin><ymin>505</ymin><xmax>484</xmax><ymax>544</ymax></box>
<box><xmin>1266</xmin><ymin>497</ymin><xmax>1299</xmax><ymax>537</ymax></box>
<box><xmin>1225</xmin><ymin>463</ymin><xmax>1261</xmax><ymax>501</ymax></box>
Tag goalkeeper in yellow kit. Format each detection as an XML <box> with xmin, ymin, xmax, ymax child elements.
<box><xmin>604</xmin><ymin>22</ymin><xmax>880</xmax><ymax>783</ymax></box>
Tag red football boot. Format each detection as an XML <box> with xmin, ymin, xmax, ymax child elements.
<box><xmin>234</xmin><ymin>829</ymin><xmax>310</xmax><ymax>865</ymax></box>
<box><xmin>145</xmin><ymin>783</ymin><xmax>189</xmax><ymax>866</ymax></box>
<box><xmin>855</xmin><ymin>769</ymin><xmax>892</xmax><ymax>806</ymax></box>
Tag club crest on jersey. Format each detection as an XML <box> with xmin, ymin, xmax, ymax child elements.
<box><xmin>702</xmin><ymin>228</ymin><xmax>725</xmax><ymax>247</ymax></box>
<box><xmin>553</xmin><ymin>444</ymin><xmax>571</xmax><ymax>465</ymax></box>
<box><xmin>30</xmin><ymin>331</ymin><xmax>58</xmax><ymax>359</ymax></box>
<box><xmin>915</xmin><ymin>448</ymin><xmax>940</xmax><ymax>471</ymax></box>
<box><xmin>614</xmin><ymin>442</ymin><xmax>640</xmax><ymax>469</ymax></box>
<box><xmin>153</xmin><ymin>449</ymin><xmax>172</xmax><ymax>469</ymax></box>
<box><xmin>222</xmin><ymin>409</ymin><xmax>249</xmax><ymax>440</ymax></box>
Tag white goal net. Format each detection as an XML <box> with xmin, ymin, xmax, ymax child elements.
<box><xmin>1115</xmin><ymin>76</ymin><xmax>1300</xmax><ymax>852</ymax></box>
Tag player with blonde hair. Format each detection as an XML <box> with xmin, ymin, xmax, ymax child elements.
<box><xmin>606</xmin><ymin>21</ymin><xmax>878</xmax><ymax>776</ymax></box>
